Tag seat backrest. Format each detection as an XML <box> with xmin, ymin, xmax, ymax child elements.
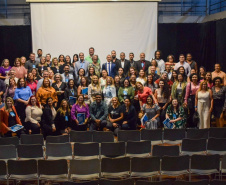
<box><xmin>220</xmin><ymin>155</ymin><xmax>226</xmax><ymax>170</ymax></box>
<box><xmin>141</xmin><ymin>129</ymin><xmax>162</xmax><ymax>141</ymax></box>
<box><xmin>99</xmin><ymin>179</ymin><xmax>134</xmax><ymax>185</ymax></box>
<box><xmin>21</xmin><ymin>134</ymin><xmax>44</xmax><ymax>145</ymax></box>
<box><xmin>70</xmin><ymin>131</ymin><xmax>93</xmax><ymax>142</ymax></box>
<box><xmin>93</xmin><ymin>131</ymin><xmax>114</xmax><ymax>143</ymax></box>
<box><xmin>0</xmin><ymin>145</ymin><xmax>17</xmax><ymax>160</ymax></box>
<box><xmin>152</xmin><ymin>145</ymin><xmax>179</xmax><ymax>157</ymax></box>
<box><xmin>131</xmin><ymin>157</ymin><xmax>160</xmax><ymax>172</ymax></box>
<box><xmin>174</xmin><ymin>180</ymin><xmax>209</xmax><ymax>185</ymax></box>
<box><xmin>210</xmin><ymin>180</ymin><xmax>226</xmax><ymax>185</ymax></box>
<box><xmin>126</xmin><ymin>140</ymin><xmax>151</xmax><ymax>155</ymax></box>
<box><xmin>46</xmin><ymin>135</ymin><xmax>69</xmax><ymax>144</ymax></box>
<box><xmin>46</xmin><ymin>143</ymin><xmax>72</xmax><ymax>158</ymax></box>
<box><xmin>118</xmin><ymin>130</ymin><xmax>140</xmax><ymax>142</ymax></box>
<box><xmin>8</xmin><ymin>159</ymin><xmax>37</xmax><ymax>175</ymax></box>
<box><xmin>209</xmin><ymin>128</ymin><xmax>226</xmax><ymax>138</ymax></box>
<box><xmin>163</xmin><ymin>129</ymin><xmax>185</xmax><ymax>141</ymax></box>
<box><xmin>70</xmin><ymin>159</ymin><xmax>100</xmax><ymax>175</ymax></box>
<box><xmin>161</xmin><ymin>155</ymin><xmax>189</xmax><ymax>171</ymax></box>
<box><xmin>17</xmin><ymin>144</ymin><xmax>43</xmax><ymax>159</ymax></box>
<box><xmin>191</xmin><ymin>154</ymin><xmax>220</xmax><ymax>170</ymax></box>
<box><xmin>63</xmin><ymin>181</ymin><xmax>99</xmax><ymax>185</ymax></box>
<box><xmin>0</xmin><ymin>137</ymin><xmax>19</xmax><ymax>146</ymax></box>
<box><xmin>101</xmin><ymin>142</ymin><xmax>125</xmax><ymax>158</ymax></box>
<box><xmin>186</xmin><ymin>129</ymin><xmax>209</xmax><ymax>139</ymax></box>
<box><xmin>0</xmin><ymin>160</ymin><xmax>7</xmax><ymax>176</ymax></box>
<box><xmin>136</xmin><ymin>180</ymin><xmax>172</xmax><ymax>185</ymax></box>
<box><xmin>101</xmin><ymin>157</ymin><xmax>130</xmax><ymax>173</ymax></box>
<box><xmin>74</xmin><ymin>142</ymin><xmax>99</xmax><ymax>157</ymax></box>
<box><xmin>181</xmin><ymin>138</ymin><xmax>207</xmax><ymax>152</ymax></box>
<box><xmin>207</xmin><ymin>138</ymin><xmax>226</xmax><ymax>151</ymax></box>
<box><xmin>38</xmin><ymin>159</ymin><xmax>68</xmax><ymax>175</ymax></box>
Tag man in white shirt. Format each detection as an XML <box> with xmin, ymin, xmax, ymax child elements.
<box><xmin>174</xmin><ymin>54</ymin><xmax>191</xmax><ymax>76</ymax></box>
<box><xmin>154</xmin><ymin>50</ymin><xmax>165</xmax><ymax>74</ymax></box>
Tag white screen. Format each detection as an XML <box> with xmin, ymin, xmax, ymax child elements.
<box><xmin>30</xmin><ymin>2</ymin><xmax>158</xmax><ymax>63</ymax></box>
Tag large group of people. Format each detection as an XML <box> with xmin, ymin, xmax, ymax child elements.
<box><xmin>0</xmin><ymin>47</ymin><xmax>226</xmax><ymax>138</ymax></box>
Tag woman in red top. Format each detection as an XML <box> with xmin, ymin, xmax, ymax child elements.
<box><xmin>0</xmin><ymin>97</ymin><xmax>25</xmax><ymax>137</ymax></box>
<box><xmin>135</xmin><ymin>82</ymin><xmax>158</xmax><ymax>109</ymax></box>
<box><xmin>26</xmin><ymin>72</ymin><xmax>38</xmax><ymax>95</ymax></box>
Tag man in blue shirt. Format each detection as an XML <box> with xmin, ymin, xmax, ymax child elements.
<box><xmin>102</xmin><ymin>55</ymin><xmax>116</xmax><ymax>78</ymax></box>
<box><xmin>74</xmin><ymin>52</ymin><xmax>89</xmax><ymax>78</ymax></box>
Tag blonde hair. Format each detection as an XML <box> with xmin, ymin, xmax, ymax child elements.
<box><xmin>57</xmin><ymin>99</ymin><xmax>70</xmax><ymax>116</ymax></box>
<box><xmin>14</xmin><ymin>58</ymin><xmax>21</xmax><ymax>66</ymax></box>
<box><xmin>135</xmin><ymin>81</ymin><xmax>143</xmax><ymax>89</ymax></box>
<box><xmin>54</xmin><ymin>73</ymin><xmax>63</xmax><ymax>82</ymax></box>
<box><xmin>1</xmin><ymin>59</ymin><xmax>9</xmax><ymax>66</ymax></box>
<box><xmin>105</xmin><ymin>76</ymin><xmax>115</xmax><ymax>88</ymax></box>
<box><xmin>4</xmin><ymin>97</ymin><xmax>14</xmax><ymax>112</ymax></box>
<box><xmin>111</xmin><ymin>97</ymin><xmax>120</xmax><ymax>107</ymax></box>
<box><xmin>51</xmin><ymin>57</ymin><xmax>60</xmax><ymax>67</ymax></box>
<box><xmin>198</xmin><ymin>80</ymin><xmax>209</xmax><ymax>92</ymax></box>
<box><xmin>75</xmin><ymin>95</ymin><xmax>86</xmax><ymax>107</ymax></box>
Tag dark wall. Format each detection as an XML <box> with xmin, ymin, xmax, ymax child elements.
<box><xmin>0</xmin><ymin>19</ymin><xmax>226</xmax><ymax>72</ymax></box>
<box><xmin>0</xmin><ymin>26</ymin><xmax>32</xmax><ymax>66</ymax></box>
<box><xmin>158</xmin><ymin>18</ymin><xmax>226</xmax><ymax>72</ymax></box>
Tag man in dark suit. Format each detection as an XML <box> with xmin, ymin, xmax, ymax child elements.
<box><xmin>111</xmin><ymin>50</ymin><xmax>120</xmax><ymax>63</ymax></box>
<box><xmin>136</xmin><ymin>52</ymin><xmax>151</xmax><ymax>74</ymax></box>
<box><xmin>116</xmin><ymin>52</ymin><xmax>130</xmax><ymax>75</ymax></box>
<box><xmin>102</xmin><ymin>55</ymin><xmax>116</xmax><ymax>78</ymax></box>
<box><xmin>128</xmin><ymin>52</ymin><xmax>138</xmax><ymax>69</ymax></box>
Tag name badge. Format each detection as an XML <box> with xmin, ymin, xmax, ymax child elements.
<box><xmin>123</xmin><ymin>90</ymin><xmax>128</xmax><ymax>95</ymax></box>
<box><xmin>65</xmin><ymin>116</ymin><xmax>68</xmax><ymax>121</ymax></box>
<box><xmin>65</xmin><ymin>78</ymin><xmax>69</xmax><ymax>83</ymax></box>
<box><xmin>32</xmin><ymin>65</ymin><xmax>36</xmax><ymax>68</ymax></box>
<box><xmin>141</xmin><ymin>63</ymin><xmax>144</xmax><ymax>67</ymax></box>
<box><xmin>10</xmin><ymin>111</ymin><xmax>15</xmax><ymax>117</ymax></box>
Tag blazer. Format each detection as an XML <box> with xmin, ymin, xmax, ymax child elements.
<box><xmin>64</xmin><ymin>87</ymin><xmax>78</xmax><ymax>101</ymax></box>
<box><xmin>74</xmin><ymin>60</ymin><xmax>89</xmax><ymax>78</ymax></box>
<box><xmin>116</xmin><ymin>59</ymin><xmax>130</xmax><ymax>75</ymax></box>
<box><xmin>0</xmin><ymin>106</ymin><xmax>22</xmax><ymax>134</ymax></box>
<box><xmin>61</xmin><ymin>73</ymin><xmax>74</xmax><ymax>83</ymax></box>
<box><xmin>102</xmin><ymin>62</ymin><xmax>117</xmax><ymax>78</ymax></box>
<box><xmin>136</xmin><ymin>60</ymin><xmax>151</xmax><ymax>74</ymax></box>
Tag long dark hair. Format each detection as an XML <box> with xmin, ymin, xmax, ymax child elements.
<box><xmin>170</xmin><ymin>99</ymin><xmax>180</xmax><ymax>112</ymax></box>
<box><xmin>159</xmin><ymin>79</ymin><xmax>170</xmax><ymax>99</ymax></box>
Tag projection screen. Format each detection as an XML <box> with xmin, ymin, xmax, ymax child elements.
<box><xmin>30</xmin><ymin>1</ymin><xmax>158</xmax><ymax>62</ymax></box>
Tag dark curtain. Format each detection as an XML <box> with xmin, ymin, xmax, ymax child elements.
<box><xmin>0</xmin><ymin>26</ymin><xmax>32</xmax><ymax>66</ymax></box>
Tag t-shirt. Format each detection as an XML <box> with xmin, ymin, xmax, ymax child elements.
<box><xmin>108</xmin><ymin>105</ymin><xmax>122</xmax><ymax>121</ymax></box>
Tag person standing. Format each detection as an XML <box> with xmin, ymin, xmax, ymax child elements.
<box><xmin>195</xmin><ymin>81</ymin><xmax>213</xmax><ymax>129</ymax></box>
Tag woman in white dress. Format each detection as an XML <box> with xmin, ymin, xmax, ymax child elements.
<box><xmin>103</xmin><ymin>76</ymin><xmax>116</xmax><ymax>106</ymax></box>
<box><xmin>195</xmin><ymin>81</ymin><xmax>213</xmax><ymax>129</ymax></box>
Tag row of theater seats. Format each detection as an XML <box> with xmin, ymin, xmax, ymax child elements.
<box><xmin>0</xmin><ymin>156</ymin><xmax>226</xmax><ymax>183</ymax></box>
<box><xmin>0</xmin><ymin>128</ymin><xmax>226</xmax><ymax>145</ymax></box>
<box><xmin>0</xmin><ymin>138</ymin><xmax>226</xmax><ymax>160</ymax></box>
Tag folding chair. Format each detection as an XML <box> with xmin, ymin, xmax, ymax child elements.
<box><xmin>101</xmin><ymin>142</ymin><xmax>125</xmax><ymax>158</ymax></box>
<box><xmin>38</xmin><ymin>159</ymin><xmax>68</xmax><ymax>181</ymax></box>
<box><xmin>141</xmin><ymin>129</ymin><xmax>163</xmax><ymax>145</ymax></box>
<box><xmin>46</xmin><ymin>135</ymin><xmax>70</xmax><ymax>143</ymax></box>
<box><xmin>74</xmin><ymin>142</ymin><xmax>99</xmax><ymax>159</ymax></box>
<box><xmin>190</xmin><ymin>154</ymin><xmax>220</xmax><ymax>180</ymax></box>
<box><xmin>0</xmin><ymin>145</ymin><xmax>17</xmax><ymax>161</ymax></box>
<box><xmin>181</xmin><ymin>138</ymin><xmax>207</xmax><ymax>156</ymax></box>
<box><xmin>8</xmin><ymin>159</ymin><xmax>38</xmax><ymax>184</ymax></box>
<box><xmin>126</xmin><ymin>140</ymin><xmax>151</xmax><ymax>157</ymax></box>
<box><xmin>17</xmin><ymin>144</ymin><xmax>44</xmax><ymax>159</ymax></box>
<box><xmin>101</xmin><ymin>157</ymin><xmax>130</xmax><ymax>178</ymax></box>
<box><xmin>136</xmin><ymin>180</ymin><xmax>172</xmax><ymax>185</ymax></box>
<box><xmin>70</xmin><ymin>159</ymin><xmax>100</xmax><ymax>180</ymax></box>
<box><xmin>20</xmin><ymin>134</ymin><xmax>44</xmax><ymax>145</ymax></box>
<box><xmin>209</xmin><ymin>128</ymin><xmax>226</xmax><ymax>139</ymax></box>
<box><xmin>0</xmin><ymin>137</ymin><xmax>19</xmax><ymax>146</ymax></box>
<box><xmin>117</xmin><ymin>130</ymin><xmax>140</xmax><ymax>142</ymax></box>
<box><xmin>46</xmin><ymin>143</ymin><xmax>72</xmax><ymax>160</ymax></box>
<box><xmin>207</xmin><ymin>138</ymin><xmax>226</xmax><ymax>155</ymax></box>
<box><xmin>186</xmin><ymin>129</ymin><xmax>209</xmax><ymax>139</ymax></box>
<box><xmin>93</xmin><ymin>131</ymin><xmax>114</xmax><ymax>143</ymax></box>
<box><xmin>131</xmin><ymin>157</ymin><xmax>160</xmax><ymax>178</ymax></box>
<box><xmin>99</xmin><ymin>179</ymin><xmax>134</xmax><ymax>185</ymax></box>
<box><xmin>63</xmin><ymin>181</ymin><xmax>99</xmax><ymax>185</ymax></box>
<box><xmin>70</xmin><ymin>131</ymin><xmax>93</xmax><ymax>143</ymax></box>
<box><xmin>163</xmin><ymin>129</ymin><xmax>185</xmax><ymax>145</ymax></box>
<box><xmin>0</xmin><ymin>160</ymin><xmax>7</xmax><ymax>181</ymax></box>
<box><xmin>174</xmin><ymin>180</ymin><xmax>209</xmax><ymax>185</ymax></box>
<box><xmin>210</xmin><ymin>180</ymin><xmax>226</xmax><ymax>185</ymax></box>
<box><xmin>152</xmin><ymin>145</ymin><xmax>180</xmax><ymax>157</ymax></box>
<box><xmin>161</xmin><ymin>155</ymin><xmax>189</xmax><ymax>176</ymax></box>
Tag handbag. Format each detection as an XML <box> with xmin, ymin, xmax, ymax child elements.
<box><xmin>187</xmin><ymin>82</ymin><xmax>194</xmax><ymax>109</ymax></box>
